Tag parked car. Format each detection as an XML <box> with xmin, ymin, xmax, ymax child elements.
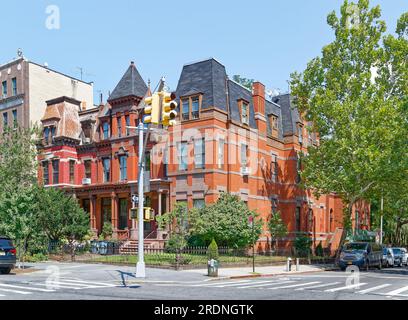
<box><xmin>0</xmin><ymin>236</ymin><xmax>16</xmax><ymax>274</ymax></box>
<box><xmin>391</xmin><ymin>248</ymin><xmax>404</xmax><ymax>267</ymax></box>
<box><xmin>382</xmin><ymin>247</ymin><xmax>394</xmax><ymax>268</ymax></box>
<box><xmin>398</xmin><ymin>248</ymin><xmax>407</xmax><ymax>266</ymax></box>
<box><xmin>338</xmin><ymin>242</ymin><xmax>382</xmax><ymax>271</ymax></box>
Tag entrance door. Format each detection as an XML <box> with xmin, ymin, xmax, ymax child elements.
<box><xmin>101</xmin><ymin>198</ymin><xmax>112</xmax><ymax>227</ymax></box>
<box><xmin>119</xmin><ymin>198</ymin><xmax>128</xmax><ymax>230</ymax></box>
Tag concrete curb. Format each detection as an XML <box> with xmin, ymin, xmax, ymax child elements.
<box><xmin>225</xmin><ymin>267</ymin><xmax>339</xmax><ymax>280</ymax></box>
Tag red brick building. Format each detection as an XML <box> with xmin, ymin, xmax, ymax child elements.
<box><xmin>37</xmin><ymin>58</ymin><xmax>370</xmax><ymax>253</ymax></box>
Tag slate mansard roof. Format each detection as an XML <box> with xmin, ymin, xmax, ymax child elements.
<box><xmin>108</xmin><ymin>62</ymin><xmax>148</xmax><ymax>102</ymax></box>
<box><xmin>175</xmin><ymin>58</ymin><xmax>258</xmax><ymax>129</ymax></box>
<box><xmin>272</xmin><ymin>94</ymin><xmax>300</xmax><ymax>137</ymax></box>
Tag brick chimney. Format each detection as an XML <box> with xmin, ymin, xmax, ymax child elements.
<box><xmin>252</xmin><ymin>82</ymin><xmax>267</xmax><ymax>134</ymax></box>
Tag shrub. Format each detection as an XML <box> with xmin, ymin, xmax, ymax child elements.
<box><xmin>315</xmin><ymin>242</ymin><xmax>324</xmax><ymax>257</ymax></box>
<box><xmin>294</xmin><ymin>236</ymin><xmax>312</xmax><ymax>257</ymax></box>
<box><xmin>100</xmin><ymin>222</ymin><xmax>113</xmax><ymax>240</ymax></box>
<box><xmin>207</xmin><ymin>239</ymin><xmax>219</xmax><ymax>260</ymax></box>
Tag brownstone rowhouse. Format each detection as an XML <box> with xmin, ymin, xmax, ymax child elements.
<box><xmin>36</xmin><ymin>58</ymin><xmax>370</xmax><ymax>253</ymax></box>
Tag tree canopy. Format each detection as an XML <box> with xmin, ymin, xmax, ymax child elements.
<box><xmin>189</xmin><ymin>193</ymin><xmax>262</xmax><ymax>248</ymax></box>
<box><xmin>290</xmin><ymin>0</ymin><xmax>408</xmax><ymax>223</ymax></box>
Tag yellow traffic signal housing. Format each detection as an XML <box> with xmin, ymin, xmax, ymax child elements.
<box><xmin>144</xmin><ymin>93</ymin><xmax>160</xmax><ymax>124</ymax></box>
<box><xmin>144</xmin><ymin>207</ymin><xmax>155</xmax><ymax>221</ymax></box>
<box><xmin>161</xmin><ymin>92</ymin><xmax>178</xmax><ymax>126</ymax></box>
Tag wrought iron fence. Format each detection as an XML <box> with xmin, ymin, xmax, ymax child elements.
<box><xmin>45</xmin><ymin>240</ymin><xmax>333</xmax><ymax>268</ymax></box>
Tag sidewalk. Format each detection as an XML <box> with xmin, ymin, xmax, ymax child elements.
<box><xmin>184</xmin><ymin>264</ymin><xmax>338</xmax><ymax>279</ymax></box>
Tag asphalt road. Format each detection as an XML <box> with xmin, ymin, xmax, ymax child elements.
<box><xmin>1</xmin><ymin>262</ymin><xmax>408</xmax><ymax>300</ymax></box>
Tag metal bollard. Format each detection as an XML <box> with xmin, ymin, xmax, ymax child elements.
<box><xmin>286</xmin><ymin>257</ymin><xmax>292</xmax><ymax>271</ymax></box>
<box><xmin>296</xmin><ymin>258</ymin><xmax>300</xmax><ymax>271</ymax></box>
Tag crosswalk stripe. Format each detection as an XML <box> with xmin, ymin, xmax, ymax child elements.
<box><xmin>0</xmin><ymin>283</ymin><xmax>55</xmax><ymax>292</ymax></box>
<box><xmin>356</xmin><ymin>284</ymin><xmax>391</xmax><ymax>294</ymax></box>
<box><xmin>213</xmin><ymin>280</ymin><xmax>284</xmax><ymax>288</ymax></box>
<box><xmin>191</xmin><ymin>280</ymin><xmax>252</xmax><ymax>287</ymax></box>
<box><xmin>59</xmin><ymin>279</ymin><xmax>117</xmax><ymax>286</ymax></box>
<box><xmin>384</xmin><ymin>285</ymin><xmax>408</xmax><ymax>296</ymax></box>
<box><xmin>325</xmin><ymin>283</ymin><xmax>367</xmax><ymax>292</ymax></box>
<box><xmin>0</xmin><ymin>287</ymin><xmax>31</xmax><ymax>295</ymax></box>
<box><xmin>267</xmin><ymin>281</ymin><xmax>321</xmax><ymax>290</ymax></box>
<box><xmin>237</xmin><ymin>281</ymin><xmax>295</xmax><ymax>289</ymax></box>
<box><xmin>32</xmin><ymin>283</ymin><xmax>84</xmax><ymax>290</ymax></box>
<box><xmin>295</xmin><ymin>282</ymin><xmax>341</xmax><ymax>291</ymax></box>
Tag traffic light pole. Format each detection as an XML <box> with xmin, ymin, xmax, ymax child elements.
<box><xmin>136</xmin><ymin>121</ymin><xmax>146</xmax><ymax>278</ymax></box>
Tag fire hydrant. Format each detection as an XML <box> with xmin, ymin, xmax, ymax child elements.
<box><xmin>286</xmin><ymin>257</ymin><xmax>292</xmax><ymax>272</ymax></box>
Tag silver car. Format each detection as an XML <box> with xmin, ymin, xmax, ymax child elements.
<box><xmin>398</xmin><ymin>248</ymin><xmax>408</xmax><ymax>266</ymax></box>
<box><xmin>391</xmin><ymin>248</ymin><xmax>403</xmax><ymax>267</ymax></box>
<box><xmin>382</xmin><ymin>247</ymin><xmax>394</xmax><ymax>268</ymax></box>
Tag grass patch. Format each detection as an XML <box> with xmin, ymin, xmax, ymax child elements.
<box><xmin>90</xmin><ymin>254</ymin><xmax>288</xmax><ymax>266</ymax></box>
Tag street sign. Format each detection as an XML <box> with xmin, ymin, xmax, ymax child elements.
<box><xmin>131</xmin><ymin>194</ymin><xmax>139</xmax><ymax>204</ymax></box>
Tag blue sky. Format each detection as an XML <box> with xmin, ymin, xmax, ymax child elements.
<box><xmin>1</xmin><ymin>0</ymin><xmax>407</xmax><ymax>104</ymax></box>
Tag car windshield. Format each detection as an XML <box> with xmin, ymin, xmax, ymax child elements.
<box><xmin>392</xmin><ymin>248</ymin><xmax>401</xmax><ymax>254</ymax></box>
<box><xmin>0</xmin><ymin>239</ymin><xmax>12</xmax><ymax>247</ymax></box>
<box><xmin>343</xmin><ymin>243</ymin><xmax>367</xmax><ymax>251</ymax></box>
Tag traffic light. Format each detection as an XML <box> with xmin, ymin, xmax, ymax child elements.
<box><xmin>129</xmin><ymin>208</ymin><xmax>137</xmax><ymax>219</ymax></box>
<box><xmin>144</xmin><ymin>93</ymin><xmax>160</xmax><ymax>124</ymax></box>
<box><xmin>161</xmin><ymin>92</ymin><xmax>178</xmax><ymax>126</ymax></box>
<box><xmin>144</xmin><ymin>207</ymin><xmax>155</xmax><ymax>221</ymax></box>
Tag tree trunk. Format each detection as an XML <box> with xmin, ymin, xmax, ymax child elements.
<box><xmin>335</xmin><ymin>201</ymin><xmax>354</xmax><ymax>262</ymax></box>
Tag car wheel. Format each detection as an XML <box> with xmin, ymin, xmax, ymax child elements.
<box><xmin>0</xmin><ymin>268</ymin><xmax>11</xmax><ymax>275</ymax></box>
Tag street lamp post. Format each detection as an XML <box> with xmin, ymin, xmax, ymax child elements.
<box><xmin>127</xmin><ymin>122</ymin><xmax>152</xmax><ymax>278</ymax></box>
<box><xmin>135</xmin><ymin>122</ymin><xmax>146</xmax><ymax>278</ymax></box>
<box><xmin>380</xmin><ymin>194</ymin><xmax>384</xmax><ymax>245</ymax></box>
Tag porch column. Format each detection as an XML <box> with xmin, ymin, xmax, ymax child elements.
<box><xmin>158</xmin><ymin>191</ymin><xmax>162</xmax><ymax>217</ymax></box>
<box><xmin>111</xmin><ymin>192</ymin><xmax>118</xmax><ymax>238</ymax></box>
<box><xmin>90</xmin><ymin>195</ymin><xmax>97</xmax><ymax>237</ymax></box>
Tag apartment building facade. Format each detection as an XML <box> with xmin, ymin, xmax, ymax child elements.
<box><xmin>36</xmin><ymin>58</ymin><xmax>370</xmax><ymax>252</ymax></box>
<box><xmin>0</xmin><ymin>54</ymin><xmax>93</xmax><ymax>132</ymax></box>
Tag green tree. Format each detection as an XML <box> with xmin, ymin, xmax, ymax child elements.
<box><xmin>0</xmin><ymin>126</ymin><xmax>41</xmax><ymax>264</ymax></box>
<box><xmin>189</xmin><ymin>193</ymin><xmax>262</xmax><ymax>248</ymax></box>
<box><xmin>232</xmin><ymin>75</ymin><xmax>255</xmax><ymax>90</ymax></box>
<box><xmin>156</xmin><ymin>202</ymin><xmax>190</xmax><ymax>251</ymax></box>
<box><xmin>267</xmin><ymin>211</ymin><xmax>288</xmax><ymax>254</ymax></box>
<box><xmin>34</xmin><ymin>187</ymin><xmax>90</xmax><ymax>260</ymax></box>
<box><xmin>290</xmin><ymin>0</ymin><xmax>408</xmax><ymax>238</ymax></box>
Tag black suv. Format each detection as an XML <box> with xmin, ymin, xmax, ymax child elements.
<box><xmin>0</xmin><ymin>236</ymin><xmax>16</xmax><ymax>274</ymax></box>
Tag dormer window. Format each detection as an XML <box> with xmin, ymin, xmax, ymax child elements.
<box><xmin>181</xmin><ymin>95</ymin><xmax>201</xmax><ymax>121</ymax></box>
<box><xmin>102</xmin><ymin>122</ymin><xmax>110</xmax><ymax>140</ymax></box>
<box><xmin>268</xmin><ymin>115</ymin><xmax>278</xmax><ymax>138</ymax></box>
<box><xmin>44</xmin><ymin>127</ymin><xmax>50</xmax><ymax>144</ymax></box>
<box><xmin>43</xmin><ymin>126</ymin><xmax>56</xmax><ymax>145</ymax></box>
<box><xmin>240</xmin><ymin>100</ymin><xmax>249</xmax><ymax>125</ymax></box>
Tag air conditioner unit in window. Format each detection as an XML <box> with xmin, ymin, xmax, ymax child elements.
<box><xmin>82</xmin><ymin>178</ymin><xmax>91</xmax><ymax>185</ymax></box>
<box><xmin>241</xmin><ymin>167</ymin><xmax>250</xmax><ymax>176</ymax></box>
